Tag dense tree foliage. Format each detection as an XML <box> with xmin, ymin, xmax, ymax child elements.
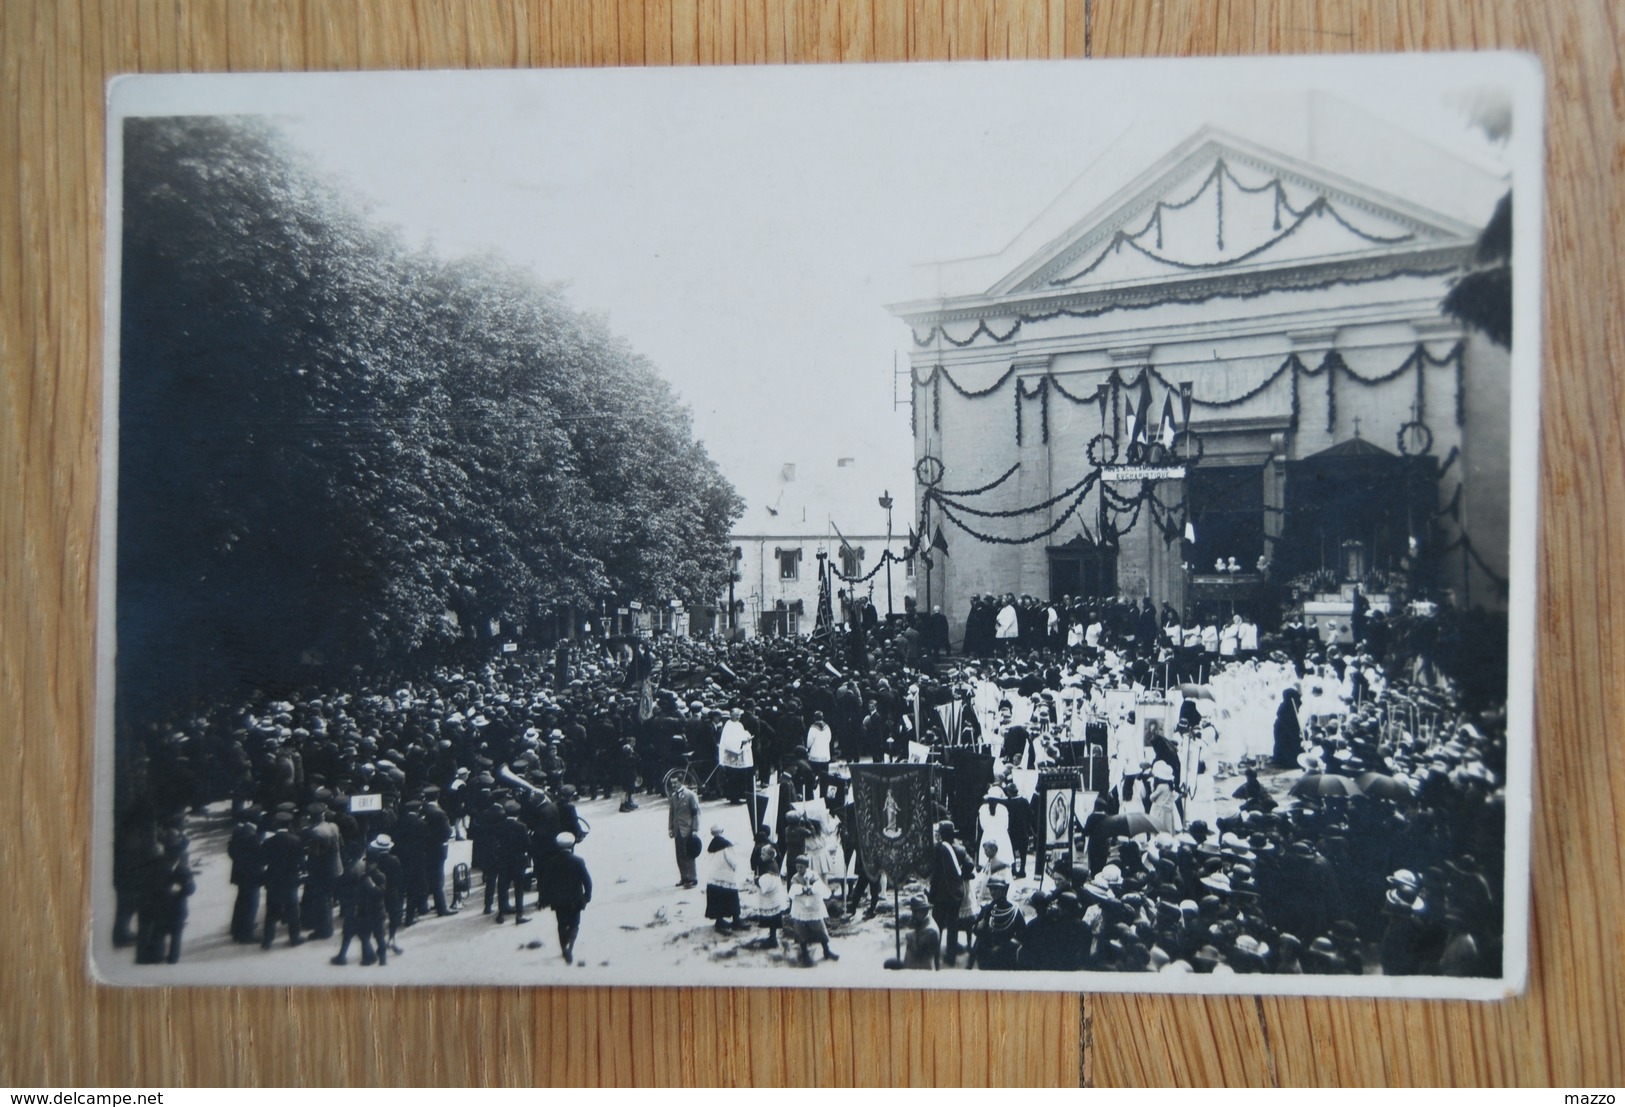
<box><xmin>118</xmin><ymin>115</ymin><xmax>742</xmax><ymax>715</ymax></box>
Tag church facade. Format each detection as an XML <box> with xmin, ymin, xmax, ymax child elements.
<box><xmin>890</xmin><ymin>123</ymin><xmax>1511</xmax><ymax>643</ymax></box>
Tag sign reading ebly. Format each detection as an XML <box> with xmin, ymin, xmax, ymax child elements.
<box><xmin>1103</xmin><ymin>465</ymin><xmax>1186</xmax><ymax>482</ymax></box>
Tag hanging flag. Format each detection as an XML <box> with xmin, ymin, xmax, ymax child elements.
<box><xmin>1180</xmin><ymin>381</ymin><xmax>1194</xmax><ymax>428</ymax></box>
<box><xmin>813</xmin><ymin>554</ymin><xmax>835</xmax><ymax>640</ymax></box>
<box><xmin>849</xmin><ymin>764</ymin><xmax>936</xmax><ymax>882</ymax></box>
<box><xmin>1133</xmin><ymin>376</ymin><xmax>1153</xmax><ymax>444</ymax></box>
<box><xmin>931</xmin><ymin>525</ymin><xmax>950</xmax><ymax>557</ymax></box>
<box><xmin>1159</xmin><ymin>393</ymin><xmax>1178</xmax><ymax>448</ymax></box>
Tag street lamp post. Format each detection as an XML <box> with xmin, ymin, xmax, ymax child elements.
<box><xmin>879</xmin><ymin>491</ymin><xmax>894</xmax><ymax>619</ymax></box>
<box><xmin>728</xmin><ymin>545</ymin><xmax>742</xmax><ymax>635</ymax></box>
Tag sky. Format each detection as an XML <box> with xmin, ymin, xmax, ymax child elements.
<box><xmin>111</xmin><ymin>56</ymin><xmax>1520</xmax><ymax>521</ymax></box>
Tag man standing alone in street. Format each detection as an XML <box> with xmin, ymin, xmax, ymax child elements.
<box><xmin>668</xmin><ymin>779</ymin><xmax>701</xmax><ymax>889</ymax></box>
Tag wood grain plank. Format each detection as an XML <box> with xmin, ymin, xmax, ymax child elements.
<box><xmin>1</xmin><ymin>0</ymin><xmax>1621</xmax><ymax>1088</ymax></box>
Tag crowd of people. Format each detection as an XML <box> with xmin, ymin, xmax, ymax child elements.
<box><xmin>110</xmin><ymin>583</ymin><xmax>1509</xmax><ymax>980</ymax></box>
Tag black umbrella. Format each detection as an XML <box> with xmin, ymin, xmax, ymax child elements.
<box><xmin>1356</xmin><ymin>772</ymin><xmax>1414</xmax><ymax>801</ymax></box>
<box><xmin>1099</xmin><ymin>811</ymin><xmax>1159</xmax><ymax>838</ymax></box>
<box><xmin>1290</xmin><ymin>773</ymin><xmax>1364</xmax><ymax>799</ymax></box>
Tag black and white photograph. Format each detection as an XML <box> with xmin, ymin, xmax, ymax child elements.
<box><xmin>95</xmin><ymin>54</ymin><xmax>1543</xmax><ymax>996</ymax></box>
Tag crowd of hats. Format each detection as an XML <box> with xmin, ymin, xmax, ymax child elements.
<box><xmin>129</xmin><ymin>620</ymin><xmax>959</xmax><ymax>840</ymax></box>
<box><xmin>124</xmin><ymin>594</ymin><xmax>1506</xmax><ymax>978</ymax></box>
<box><xmin>1021</xmin><ymin>722</ymin><xmax>1505</xmax><ymax>977</ymax></box>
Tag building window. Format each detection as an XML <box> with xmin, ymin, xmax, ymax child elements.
<box><xmin>778</xmin><ymin>549</ymin><xmax>800</xmax><ymax>580</ymax></box>
<box><xmin>1188</xmin><ymin>466</ymin><xmax>1265</xmax><ymax>571</ymax></box>
<box><xmin>841</xmin><ymin>548</ymin><xmax>862</xmax><ymax>578</ymax></box>
<box><xmin>904</xmin><ymin>554</ymin><xmax>915</xmax><ymax>579</ymax></box>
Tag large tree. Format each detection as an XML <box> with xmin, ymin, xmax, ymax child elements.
<box><xmin>117</xmin><ymin>115</ymin><xmax>742</xmax><ymax>718</ymax></box>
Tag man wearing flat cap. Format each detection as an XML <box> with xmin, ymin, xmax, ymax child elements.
<box><xmin>537</xmin><ymin>832</ymin><xmax>592</xmax><ymax>965</ymax></box>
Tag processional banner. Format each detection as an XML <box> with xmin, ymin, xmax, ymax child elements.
<box><xmin>849</xmin><ymin>763</ymin><xmax>934</xmax><ymax>882</ymax></box>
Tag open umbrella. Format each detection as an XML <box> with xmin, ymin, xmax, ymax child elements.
<box><xmin>1290</xmin><ymin>773</ymin><xmax>1365</xmax><ymax>799</ymax></box>
<box><xmin>1356</xmin><ymin>772</ymin><xmax>1414</xmax><ymax>801</ymax></box>
<box><xmin>1099</xmin><ymin>811</ymin><xmax>1159</xmax><ymax>838</ymax></box>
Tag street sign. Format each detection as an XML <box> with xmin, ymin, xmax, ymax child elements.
<box><xmin>350</xmin><ymin>793</ymin><xmax>383</xmax><ymax>813</ymax></box>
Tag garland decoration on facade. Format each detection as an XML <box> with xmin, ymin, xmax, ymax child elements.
<box><xmin>1288</xmin><ymin>353</ymin><xmax>1301</xmax><ymax>431</ymax></box>
<box><xmin>830</xmin><ymin>548</ymin><xmax>910</xmax><ymax>585</ymax></box>
<box><xmin>931</xmin><ymin>470</ymin><xmax>1098</xmax><ymax>520</ymax></box>
<box><xmin>1325</xmin><ymin>350</ymin><xmax>1339</xmax><ymax>432</ymax></box>
<box><xmin>1014</xmin><ymin>376</ymin><xmax>1052</xmax><ymax>445</ymax></box>
<box><xmin>1438</xmin><ymin>531</ymin><xmax>1509</xmax><ymax>592</ymax></box>
<box><xmin>1397</xmin><ymin>421</ymin><xmax>1434</xmax><ymax>458</ymax></box>
<box><xmin>906</xmin><ymin>263</ymin><xmax>1463</xmax><ymax>350</ymax></box>
<box><xmin>1046</xmin><ymin>159</ymin><xmax>1417</xmax><ymax>288</ymax></box>
<box><xmin>930</xmin><ymin>474</ymin><xmax>1101</xmax><ymax>546</ymax></box>
<box><xmin>909</xmin><ymin>343</ymin><xmax>1463</xmax><ymax>449</ymax></box>
<box><xmin>936</xmin><ymin>461</ymin><xmax>1019</xmax><ymax>498</ymax></box>
<box><xmin>1086</xmin><ymin>433</ymin><xmax>1119</xmax><ymax>469</ymax></box>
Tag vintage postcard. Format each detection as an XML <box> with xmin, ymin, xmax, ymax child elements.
<box><xmin>96</xmin><ymin>54</ymin><xmax>1543</xmax><ymax>996</ymax></box>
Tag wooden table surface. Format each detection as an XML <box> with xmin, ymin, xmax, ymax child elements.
<box><xmin>2</xmin><ymin>0</ymin><xmax>1621</xmax><ymax>1088</ymax></box>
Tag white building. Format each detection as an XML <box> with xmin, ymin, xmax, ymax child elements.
<box><xmin>716</xmin><ymin>456</ymin><xmax>916</xmax><ymax>638</ymax></box>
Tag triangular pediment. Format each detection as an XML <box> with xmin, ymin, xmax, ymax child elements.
<box><xmin>994</xmin><ymin>130</ymin><xmax>1479</xmax><ymax>297</ymax></box>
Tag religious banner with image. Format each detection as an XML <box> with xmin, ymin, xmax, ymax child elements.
<box><xmin>849</xmin><ymin>764</ymin><xmax>935</xmax><ymax>882</ymax></box>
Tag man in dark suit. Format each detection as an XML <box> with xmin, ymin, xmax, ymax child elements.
<box><xmin>494</xmin><ymin>802</ymin><xmax>532</xmax><ymax>926</ymax></box>
<box><xmin>227</xmin><ymin>807</ymin><xmax>263</xmax><ymax>943</ymax></box>
<box><xmin>928</xmin><ymin>820</ymin><xmax>969</xmax><ymax>966</ymax></box>
<box><xmin>537</xmin><ymin>832</ymin><xmax>593</xmax><ymax>964</ymax></box>
<box><xmin>926</xmin><ymin>605</ymin><xmax>952</xmax><ymax>658</ymax></box>
<box><xmin>421</xmin><ymin>790</ymin><xmax>458</xmax><ymax>917</ymax></box>
<box><xmin>395</xmin><ymin>799</ymin><xmax>428</xmax><ymax>926</ymax></box>
<box><xmin>259</xmin><ymin>811</ymin><xmax>304</xmax><ymax>948</ymax></box>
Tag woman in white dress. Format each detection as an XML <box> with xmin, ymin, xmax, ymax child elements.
<box><xmin>1148</xmin><ymin>761</ymin><xmax>1181</xmax><ymax>833</ymax></box>
<box><xmin>976</xmin><ymin>786</ymin><xmax>1014</xmax><ymax>867</ymax></box>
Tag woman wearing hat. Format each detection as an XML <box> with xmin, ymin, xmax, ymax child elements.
<box><xmin>976</xmin><ymin>785</ymin><xmax>1014</xmax><ymax>869</ymax></box>
<box><xmin>1148</xmin><ymin>761</ymin><xmax>1181</xmax><ymax>834</ymax></box>
<box><xmin>703</xmin><ymin>825</ymin><xmax>743</xmax><ymax>933</ymax></box>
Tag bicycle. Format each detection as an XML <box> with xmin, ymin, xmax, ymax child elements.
<box><xmin>661</xmin><ymin>755</ymin><xmax>723</xmax><ymax>800</ymax></box>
